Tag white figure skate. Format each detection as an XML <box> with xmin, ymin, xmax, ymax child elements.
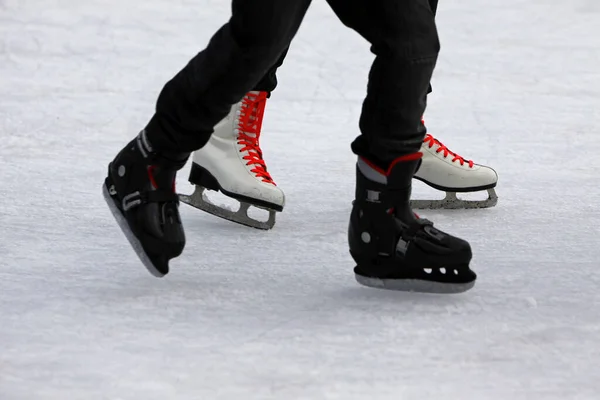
<box><xmin>179</xmin><ymin>91</ymin><xmax>284</xmax><ymax>229</ymax></box>
<box><xmin>411</xmin><ymin>133</ymin><xmax>498</xmax><ymax>209</ymax></box>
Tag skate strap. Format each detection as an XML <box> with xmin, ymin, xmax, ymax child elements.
<box><xmin>400</xmin><ymin>218</ymin><xmax>434</xmax><ymax>240</ymax></box>
<box><xmin>379</xmin><ymin>188</ymin><xmax>410</xmax><ymax>208</ymax></box>
<box><xmin>122</xmin><ymin>190</ymin><xmax>179</xmax><ymax>211</ymax></box>
<box><xmin>142</xmin><ymin>191</ymin><xmax>179</xmax><ymax>204</ymax></box>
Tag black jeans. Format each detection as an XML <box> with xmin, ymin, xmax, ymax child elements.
<box><xmin>145</xmin><ymin>0</ymin><xmax>440</xmax><ymax>167</ymax></box>
<box><xmin>255</xmin><ymin>0</ymin><xmax>439</xmax><ymax>94</ymax></box>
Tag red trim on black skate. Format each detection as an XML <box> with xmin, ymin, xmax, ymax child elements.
<box><xmin>361</xmin><ymin>154</ymin><xmax>423</xmax><ymax>220</ymax></box>
<box><xmin>387</xmin><ymin>153</ymin><xmax>423</xmax><ymax>173</ymax></box>
<box><xmin>147</xmin><ymin>165</ymin><xmax>177</xmax><ymax>193</ymax></box>
<box><xmin>147</xmin><ymin>166</ymin><xmax>159</xmax><ymax>189</ymax></box>
<box><xmin>360</xmin><ymin>152</ymin><xmax>423</xmax><ymax>177</ymax></box>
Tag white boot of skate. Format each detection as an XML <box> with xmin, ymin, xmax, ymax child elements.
<box><xmin>411</xmin><ymin>133</ymin><xmax>498</xmax><ymax>209</ymax></box>
<box><xmin>179</xmin><ymin>91</ymin><xmax>285</xmax><ymax>229</ymax></box>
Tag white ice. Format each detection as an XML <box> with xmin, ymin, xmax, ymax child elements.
<box><xmin>1</xmin><ymin>0</ymin><xmax>600</xmax><ymax>399</ymax></box>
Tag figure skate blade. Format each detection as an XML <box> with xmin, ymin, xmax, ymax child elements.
<box><xmin>179</xmin><ymin>186</ymin><xmax>276</xmax><ymax>230</ymax></box>
<box><xmin>411</xmin><ymin>188</ymin><xmax>498</xmax><ymax>210</ymax></box>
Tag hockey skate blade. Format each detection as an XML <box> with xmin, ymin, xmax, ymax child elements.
<box><xmin>102</xmin><ymin>184</ymin><xmax>166</xmax><ymax>278</ymax></box>
<box><xmin>355</xmin><ymin>274</ymin><xmax>476</xmax><ymax>294</ymax></box>
<box><xmin>411</xmin><ymin>188</ymin><xmax>498</xmax><ymax>210</ymax></box>
<box><xmin>179</xmin><ymin>186</ymin><xmax>276</xmax><ymax>230</ymax></box>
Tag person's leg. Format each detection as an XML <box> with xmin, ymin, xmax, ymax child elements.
<box><xmin>412</xmin><ymin>0</ymin><xmax>498</xmax><ymax>209</ymax></box>
<box><xmin>327</xmin><ymin>0</ymin><xmax>476</xmax><ymax>293</ymax></box>
<box><xmin>103</xmin><ymin>1</ymin><xmax>312</xmax><ymax>276</ymax></box>
<box><xmin>426</xmin><ymin>0</ymin><xmax>438</xmax><ymax>95</ymax></box>
<box><xmin>183</xmin><ymin>47</ymin><xmax>292</xmax><ymax>230</ymax></box>
<box><xmin>144</xmin><ymin>3</ymin><xmax>309</xmax><ymax>153</ymax></box>
<box><xmin>326</xmin><ymin>0</ymin><xmax>439</xmax><ymax>164</ymax></box>
<box><xmin>253</xmin><ymin>48</ymin><xmax>289</xmax><ymax>93</ymax></box>
<box><xmin>429</xmin><ymin>0</ymin><xmax>439</xmax><ymax>14</ymax></box>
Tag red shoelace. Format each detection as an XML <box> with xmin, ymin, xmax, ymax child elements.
<box><xmin>423</xmin><ymin>134</ymin><xmax>474</xmax><ymax>168</ymax></box>
<box><xmin>237</xmin><ymin>92</ymin><xmax>275</xmax><ymax>184</ymax></box>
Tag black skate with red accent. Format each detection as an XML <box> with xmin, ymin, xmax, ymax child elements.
<box><xmin>349</xmin><ymin>154</ymin><xmax>476</xmax><ymax>293</ymax></box>
<box><xmin>103</xmin><ymin>130</ymin><xmax>189</xmax><ymax>277</ymax></box>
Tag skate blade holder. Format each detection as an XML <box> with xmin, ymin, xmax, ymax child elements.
<box><xmin>179</xmin><ymin>186</ymin><xmax>277</xmax><ymax>230</ymax></box>
<box><xmin>410</xmin><ymin>188</ymin><xmax>498</xmax><ymax>210</ymax></box>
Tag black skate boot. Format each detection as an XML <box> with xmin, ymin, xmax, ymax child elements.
<box><xmin>102</xmin><ymin>130</ymin><xmax>190</xmax><ymax>277</ymax></box>
<box><xmin>349</xmin><ymin>154</ymin><xmax>476</xmax><ymax>293</ymax></box>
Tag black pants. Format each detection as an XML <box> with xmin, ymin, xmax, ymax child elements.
<box><xmin>255</xmin><ymin>0</ymin><xmax>439</xmax><ymax>94</ymax></box>
<box><xmin>145</xmin><ymin>0</ymin><xmax>440</xmax><ymax>167</ymax></box>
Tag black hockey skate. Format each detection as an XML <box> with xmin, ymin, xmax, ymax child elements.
<box><xmin>349</xmin><ymin>155</ymin><xmax>476</xmax><ymax>293</ymax></box>
<box><xmin>102</xmin><ymin>130</ymin><xmax>190</xmax><ymax>277</ymax></box>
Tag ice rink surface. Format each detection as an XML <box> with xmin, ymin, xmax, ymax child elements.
<box><xmin>1</xmin><ymin>0</ymin><xmax>599</xmax><ymax>399</ymax></box>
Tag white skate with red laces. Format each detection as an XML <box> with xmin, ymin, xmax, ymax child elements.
<box><xmin>179</xmin><ymin>91</ymin><xmax>284</xmax><ymax>229</ymax></box>
<box><xmin>411</xmin><ymin>132</ymin><xmax>498</xmax><ymax>209</ymax></box>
